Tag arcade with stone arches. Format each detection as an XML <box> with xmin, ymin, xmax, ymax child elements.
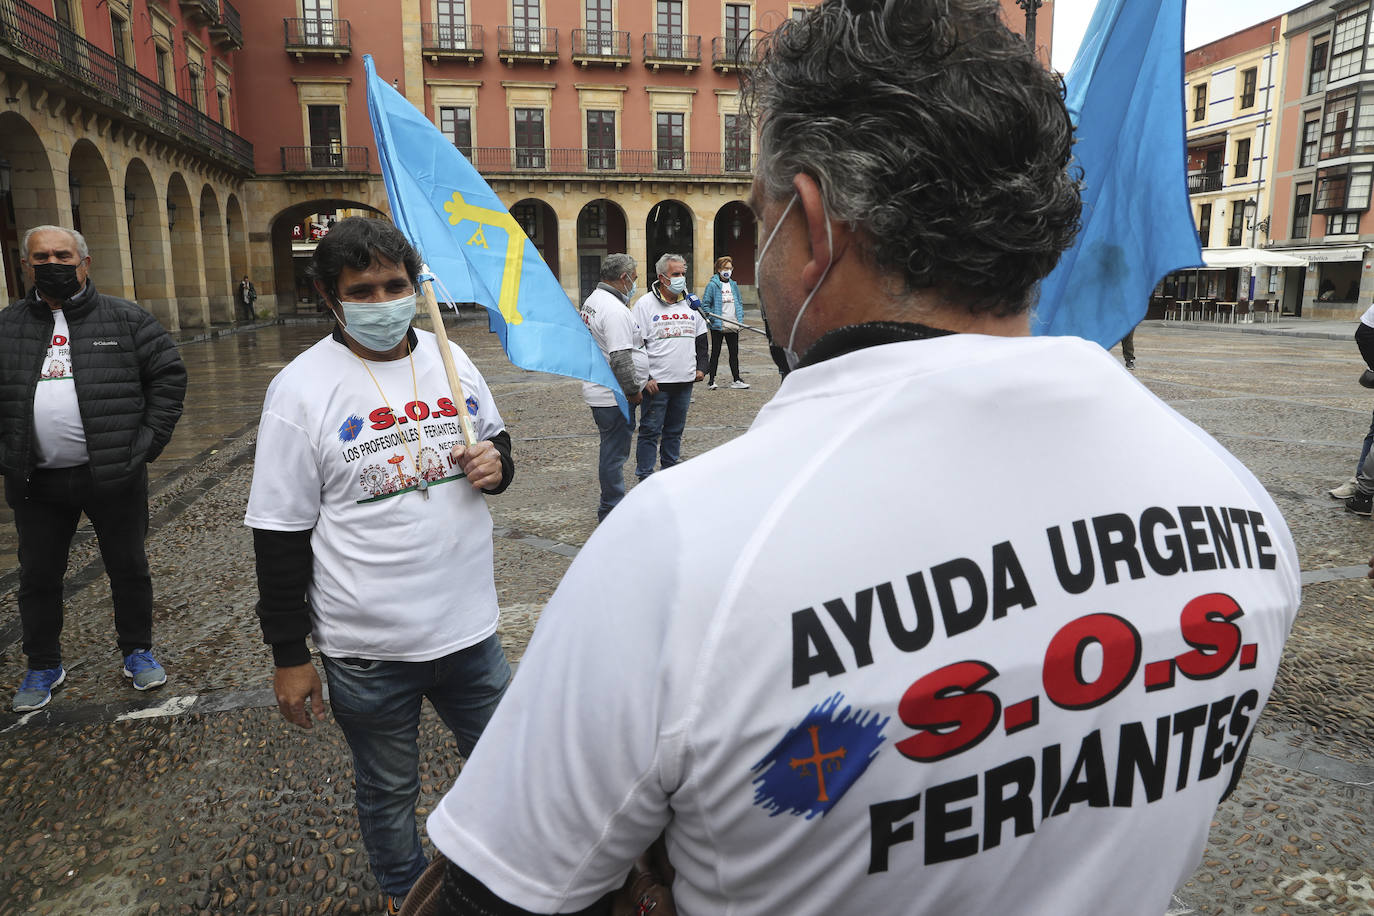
<box><xmin>487</xmin><ymin>184</ymin><xmax>758</xmax><ymax>307</ymax></box>
<box><xmin>0</xmin><ymin>96</ymin><xmax>248</xmax><ymax>332</ymax></box>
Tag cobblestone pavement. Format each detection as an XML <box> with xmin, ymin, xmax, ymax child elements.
<box><xmin>0</xmin><ymin>318</ymin><xmax>1371</xmax><ymax>915</ymax></box>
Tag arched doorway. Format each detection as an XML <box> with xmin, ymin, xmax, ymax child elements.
<box><xmin>167</xmin><ymin>172</ymin><xmax>206</xmax><ymax>328</ymax></box>
<box><xmin>268</xmin><ymin>200</ymin><xmax>387</xmax><ymax>315</ymax></box>
<box><xmin>646</xmin><ymin>200</ymin><xmax>694</xmax><ymax>286</ymax></box>
<box><xmin>713</xmin><ymin>202</ymin><xmax>756</xmax><ymax>287</ymax></box>
<box><xmin>511</xmin><ymin>198</ymin><xmax>559</xmax><ymax>280</ymax></box>
<box><xmin>68</xmin><ymin>140</ymin><xmax>127</xmax><ymax>297</ymax></box>
<box><xmin>199</xmin><ymin>185</ymin><xmax>232</xmax><ymax>324</ymax></box>
<box><xmin>123</xmin><ymin>158</ymin><xmax>175</xmax><ymax>328</ymax></box>
<box><xmin>226</xmin><ymin>193</ymin><xmax>249</xmax><ymax>312</ymax></box>
<box><xmin>575</xmin><ymin>199</ymin><xmax>628</xmax><ymax>302</ymax></box>
<box><xmin>0</xmin><ymin>112</ymin><xmax>59</xmax><ymax>299</ymax></box>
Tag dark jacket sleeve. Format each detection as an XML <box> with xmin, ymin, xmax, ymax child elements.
<box><xmin>435</xmin><ymin>857</ymin><xmax>612</xmax><ymax>915</ymax></box>
<box><xmin>695</xmin><ymin>331</ymin><xmax>709</xmax><ymax>375</ymax></box>
<box><xmin>134</xmin><ymin>311</ymin><xmax>187</xmax><ymax>462</ymax></box>
<box><xmin>253</xmin><ymin>528</ymin><xmax>315</xmax><ymax>668</ymax></box>
<box><xmin>482</xmin><ymin>429</ymin><xmax>515</xmax><ymax>495</ymax></box>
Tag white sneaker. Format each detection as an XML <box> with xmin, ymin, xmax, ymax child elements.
<box><xmin>730</xmin><ymin>380</ymin><xmax>750</xmax><ymax>389</ymax></box>
<box><xmin>1329</xmin><ymin>479</ymin><xmax>1360</xmax><ymax>499</ymax></box>
<box><xmin>708</xmin><ymin>383</ymin><xmax>718</xmax><ymax>390</ymax></box>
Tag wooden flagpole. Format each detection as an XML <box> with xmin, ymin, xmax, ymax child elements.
<box><xmin>420</xmin><ymin>277</ymin><xmax>477</xmax><ymax>447</ymax></box>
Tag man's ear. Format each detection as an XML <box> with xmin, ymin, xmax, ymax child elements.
<box><xmin>792</xmin><ymin>172</ymin><xmax>850</xmax><ymax>293</ymax></box>
<box><xmin>313</xmin><ymin>280</ymin><xmax>340</xmax><ymax>316</ymax></box>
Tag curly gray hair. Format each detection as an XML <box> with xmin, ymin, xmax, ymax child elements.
<box><xmin>743</xmin><ymin>0</ymin><xmax>1081</xmax><ymax>316</ymax></box>
<box><xmin>600</xmin><ymin>253</ymin><xmax>636</xmax><ymax>282</ymax></box>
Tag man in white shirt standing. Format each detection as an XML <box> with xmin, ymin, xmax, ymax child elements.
<box><xmin>245</xmin><ymin>217</ymin><xmax>514</xmax><ymax>914</ymax></box>
<box><xmin>631</xmin><ymin>253</ymin><xmax>707</xmax><ymax>480</ymax></box>
<box><xmin>413</xmin><ymin>3</ymin><xmax>1300</xmax><ymax>914</ymax></box>
<box><xmin>580</xmin><ymin>254</ymin><xmax>647</xmax><ymax>522</ymax></box>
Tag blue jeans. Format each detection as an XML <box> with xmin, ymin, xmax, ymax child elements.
<box><xmin>636</xmin><ymin>382</ymin><xmax>693</xmax><ymax>479</ymax></box>
<box><xmin>320</xmin><ymin>633</ymin><xmax>511</xmax><ymax>897</ymax></box>
<box><xmin>1360</xmin><ymin>411</ymin><xmax>1374</xmax><ymax>476</ymax></box>
<box><xmin>591</xmin><ymin>404</ymin><xmax>636</xmax><ymax>521</ymax></box>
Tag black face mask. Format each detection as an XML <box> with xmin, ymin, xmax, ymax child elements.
<box><xmin>32</xmin><ymin>262</ymin><xmax>83</xmax><ymax>301</ymax></box>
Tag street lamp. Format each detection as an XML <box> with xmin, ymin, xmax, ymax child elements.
<box><xmin>0</xmin><ymin>157</ymin><xmax>12</xmax><ymax>199</ymax></box>
<box><xmin>167</xmin><ymin>199</ymin><xmax>176</xmax><ymax>231</ymax></box>
<box><xmin>1016</xmin><ymin>0</ymin><xmax>1044</xmax><ymax>51</ymax></box>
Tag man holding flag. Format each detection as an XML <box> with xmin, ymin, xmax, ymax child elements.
<box><xmin>410</xmin><ymin>1</ymin><xmax>1299</xmax><ymax>914</ymax></box>
<box><xmin>246</xmin><ymin>218</ymin><xmax>514</xmax><ymax>914</ymax></box>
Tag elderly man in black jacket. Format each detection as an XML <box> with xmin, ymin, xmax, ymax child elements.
<box><xmin>2</xmin><ymin>225</ymin><xmax>186</xmax><ymax>713</ymax></box>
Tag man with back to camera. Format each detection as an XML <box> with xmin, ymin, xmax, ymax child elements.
<box><xmin>579</xmin><ymin>253</ymin><xmax>647</xmax><ymax>522</ymax></box>
<box><xmin>3</xmin><ymin>225</ymin><xmax>185</xmax><ymax>713</ymax></box>
<box><xmin>632</xmin><ymin>253</ymin><xmax>707</xmax><ymax>480</ymax></box>
<box><xmin>409</xmin><ymin>2</ymin><xmax>1301</xmax><ymax>913</ymax></box>
<box><xmin>245</xmin><ymin>217</ymin><xmax>514</xmax><ymax>914</ymax></box>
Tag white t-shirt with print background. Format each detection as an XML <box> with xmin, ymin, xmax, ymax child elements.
<box><xmin>581</xmin><ymin>286</ymin><xmax>649</xmax><ymax>408</ymax></box>
<box><xmin>427</xmin><ymin>333</ymin><xmax>1301</xmax><ymax>916</ymax></box>
<box><xmin>244</xmin><ymin>330</ymin><xmax>506</xmax><ymax>662</ymax></box>
<box><xmin>32</xmin><ymin>309</ymin><xmax>90</xmax><ymax>468</ymax></box>
<box><xmin>633</xmin><ymin>292</ymin><xmax>707</xmax><ymax>383</ymax></box>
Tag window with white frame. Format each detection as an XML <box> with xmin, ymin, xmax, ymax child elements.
<box><xmin>440</xmin><ymin>107</ymin><xmax>472</xmax><ymax>157</ymax></box>
<box><xmin>1330</xmin><ymin>7</ymin><xmax>1368</xmax><ymax>82</ymax></box>
<box><xmin>1301</xmin><ymin>114</ymin><xmax>1320</xmax><ymax>166</ymax></box>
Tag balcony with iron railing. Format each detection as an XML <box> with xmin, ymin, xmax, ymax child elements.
<box><xmin>572</xmin><ymin>29</ymin><xmax>630</xmax><ymax>67</ymax></box>
<box><xmin>1187</xmin><ymin>168</ymin><xmax>1223</xmax><ymax>193</ymax></box>
<box><xmin>712</xmin><ymin>36</ymin><xmax>756</xmax><ymax>71</ymax></box>
<box><xmin>177</xmin><ymin>0</ymin><xmax>218</xmax><ymax>27</ymax></box>
<box><xmin>467</xmin><ymin>147</ymin><xmax>754</xmax><ymax>178</ymax></box>
<box><xmin>497</xmin><ymin>26</ymin><xmax>557</xmax><ymax>65</ymax></box>
<box><xmin>280</xmin><ymin>145</ymin><xmax>370</xmax><ymax>174</ymax></box>
<box><xmin>643</xmin><ymin>32</ymin><xmax>701</xmax><ymax>69</ymax></box>
<box><xmin>284</xmin><ymin>17</ymin><xmax>351</xmax><ymax>59</ymax></box>
<box><xmin>0</xmin><ymin>0</ymin><xmax>253</xmax><ymax>172</ymax></box>
<box><xmin>209</xmin><ymin>0</ymin><xmax>242</xmax><ymax>51</ymax></box>
<box><xmin>421</xmin><ymin>22</ymin><xmax>482</xmax><ymax>61</ymax></box>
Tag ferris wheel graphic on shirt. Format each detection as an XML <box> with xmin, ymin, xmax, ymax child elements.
<box><xmin>39</xmin><ymin>333</ymin><xmax>73</xmax><ymax>381</ymax></box>
<box><xmin>336</xmin><ymin>400</ymin><xmax>476</xmax><ymax>503</ymax></box>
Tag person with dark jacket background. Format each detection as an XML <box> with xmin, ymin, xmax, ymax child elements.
<box><xmin>3</xmin><ymin>225</ymin><xmax>186</xmax><ymax>713</ymax></box>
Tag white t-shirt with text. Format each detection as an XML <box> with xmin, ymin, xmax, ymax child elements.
<box><xmin>244</xmin><ymin>330</ymin><xmax>506</xmax><ymax>662</ymax></box>
<box><xmin>428</xmin><ymin>333</ymin><xmax>1301</xmax><ymax>916</ymax></box>
<box><xmin>581</xmin><ymin>286</ymin><xmax>648</xmax><ymax>408</ymax></box>
<box><xmin>633</xmin><ymin>291</ymin><xmax>707</xmax><ymax>383</ymax></box>
<box><xmin>33</xmin><ymin>309</ymin><xmax>90</xmax><ymax>469</ymax></box>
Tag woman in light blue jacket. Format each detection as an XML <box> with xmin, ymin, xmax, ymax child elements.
<box><xmin>700</xmin><ymin>256</ymin><xmax>749</xmax><ymax>389</ymax></box>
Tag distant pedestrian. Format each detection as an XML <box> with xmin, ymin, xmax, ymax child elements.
<box><xmin>238</xmin><ymin>275</ymin><xmax>257</xmax><ymax>321</ymax></box>
<box><xmin>1117</xmin><ymin>324</ymin><xmax>1138</xmax><ymax>370</ymax></box>
<box><xmin>1329</xmin><ymin>303</ymin><xmax>1374</xmax><ymax>502</ymax></box>
<box><xmin>632</xmin><ymin>254</ymin><xmax>707</xmax><ymax>479</ymax></box>
<box><xmin>3</xmin><ymin>226</ymin><xmax>186</xmax><ymax>713</ymax></box>
<box><xmin>580</xmin><ymin>253</ymin><xmax>647</xmax><ymax>521</ymax></box>
<box><xmin>702</xmin><ymin>257</ymin><xmax>749</xmax><ymax>390</ymax></box>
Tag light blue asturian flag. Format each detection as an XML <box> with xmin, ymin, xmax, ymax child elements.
<box><xmin>1032</xmin><ymin>0</ymin><xmax>1203</xmax><ymax>346</ymax></box>
<box><xmin>362</xmin><ymin>55</ymin><xmax>628</xmax><ymax>418</ymax></box>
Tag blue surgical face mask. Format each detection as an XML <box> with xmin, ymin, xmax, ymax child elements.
<box><xmin>668</xmin><ymin>275</ymin><xmax>688</xmax><ymax>295</ymax></box>
<box><xmin>338</xmin><ymin>292</ymin><xmax>417</xmax><ymax>352</ymax></box>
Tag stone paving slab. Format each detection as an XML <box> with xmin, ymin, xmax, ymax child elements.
<box><xmin>0</xmin><ymin>322</ymin><xmax>1371</xmax><ymax>915</ymax></box>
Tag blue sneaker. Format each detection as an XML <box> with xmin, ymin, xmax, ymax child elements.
<box><xmin>122</xmin><ymin>650</ymin><xmax>167</xmax><ymax>690</ymax></box>
<box><xmin>13</xmin><ymin>666</ymin><xmax>66</xmax><ymax>712</ymax></box>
